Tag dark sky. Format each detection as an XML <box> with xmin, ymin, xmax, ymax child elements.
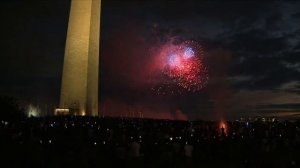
<box><xmin>1</xmin><ymin>0</ymin><xmax>300</xmax><ymax>120</ymax></box>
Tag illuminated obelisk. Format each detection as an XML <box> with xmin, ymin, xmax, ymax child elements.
<box><xmin>60</xmin><ymin>0</ymin><xmax>100</xmax><ymax>116</ymax></box>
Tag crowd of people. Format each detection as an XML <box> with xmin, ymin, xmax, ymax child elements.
<box><xmin>1</xmin><ymin>116</ymin><xmax>300</xmax><ymax>168</ymax></box>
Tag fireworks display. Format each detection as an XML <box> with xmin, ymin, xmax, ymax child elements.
<box><xmin>152</xmin><ymin>40</ymin><xmax>208</xmax><ymax>94</ymax></box>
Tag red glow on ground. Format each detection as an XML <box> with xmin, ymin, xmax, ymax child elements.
<box><xmin>219</xmin><ymin>121</ymin><xmax>228</xmax><ymax>135</ymax></box>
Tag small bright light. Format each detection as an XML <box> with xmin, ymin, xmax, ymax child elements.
<box><xmin>27</xmin><ymin>104</ymin><xmax>40</xmax><ymax>117</ymax></box>
<box><xmin>54</xmin><ymin>108</ymin><xmax>69</xmax><ymax>115</ymax></box>
<box><xmin>170</xmin><ymin>137</ymin><xmax>173</xmax><ymax>141</ymax></box>
<box><xmin>49</xmin><ymin>140</ymin><xmax>52</xmax><ymax>144</ymax></box>
<box><xmin>94</xmin><ymin>142</ymin><xmax>97</xmax><ymax>145</ymax></box>
<box><xmin>39</xmin><ymin>140</ymin><xmax>43</xmax><ymax>144</ymax></box>
<box><xmin>103</xmin><ymin>141</ymin><xmax>106</xmax><ymax>145</ymax></box>
<box><xmin>219</xmin><ymin>121</ymin><xmax>228</xmax><ymax>135</ymax></box>
<box><xmin>183</xmin><ymin>47</ymin><xmax>194</xmax><ymax>59</ymax></box>
<box><xmin>222</xmin><ymin>124</ymin><xmax>226</xmax><ymax>128</ymax></box>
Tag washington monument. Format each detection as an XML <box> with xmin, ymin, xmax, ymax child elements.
<box><xmin>60</xmin><ymin>0</ymin><xmax>101</xmax><ymax>116</ymax></box>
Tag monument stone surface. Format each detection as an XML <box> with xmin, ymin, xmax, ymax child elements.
<box><xmin>60</xmin><ymin>0</ymin><xmax>101</xmax><ymax>116</ymax></box>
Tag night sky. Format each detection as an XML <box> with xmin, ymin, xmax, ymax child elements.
<box><xmin>1</xmin><ymin>0</ymin><xmax>300</xmax><ymax>120</ymax></box>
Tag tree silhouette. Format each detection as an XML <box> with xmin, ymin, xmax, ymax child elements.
<box><xmin>0</xmin><ymin>96</ymin><xmax>26</xmax><ymax>121</ymax></box>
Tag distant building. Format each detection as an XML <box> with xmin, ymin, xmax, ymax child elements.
<box><xmin>54</xmin><ymin>108</ymin><xmax>70</xmax><ymax>115</ymax></box>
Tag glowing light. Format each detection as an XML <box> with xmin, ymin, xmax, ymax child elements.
<box><xmin>54</xmin><ymin>108</ymin><xmax>69</xmax><ymax>115</ymax></box>
<box><xmin>183</xmin><ymin>47</ymin><xmax>194</xmax><ymax>59</ymax></box>
<box><xmin>168</xmin><ymin>54</ymin><xmax>181</xmax><ymax>67</ymax></box>
<box><xmin>27</xmin><ymin>104</ymin><xmax>40</xmax><ymax>117</ymax></box>
<box><xmin>219</xmin><ymin>121</ymin><xmax>228</xmax><ymax>135</ymax></box>
<box><xmin>152</xmin><ymin>40</ymin><xmax>208</xmax><ymax>94</ymax></box>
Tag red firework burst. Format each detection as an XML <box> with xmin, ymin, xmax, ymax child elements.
<box><xmin>152</xmin><ymin>40</ymin><xmax>208</xmax><ymax>94</ymax></box>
